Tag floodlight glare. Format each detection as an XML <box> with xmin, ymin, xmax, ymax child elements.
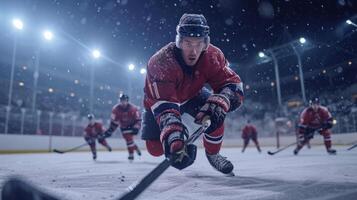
<box><xmin>12</xmin><ymin>18</ymin><xmax>23</xmax><ymax>30</ymax></box>
<box><xmin>346</xmin><ymin>19</ymin><xmax>352</xmax><ymax>25</ymax></box>
<box><xmin>128</xmin><ymin>64</ymin><xmax>135</xmax><ymax>71</ymax></box>
<box><xmin>43</xmin><ymin>30</ymin><xmax>53</xmax><ymax>40</ymax></box>
<box><xmin>299</xmin><ymin>37</ymin><xmax>306</xmax><ymax>44</ymax></box>
<box><xmin>258</xmin><ymin>52</ymin><xmax>265</xmax><ymax>58</ymax></box>
<box><xmin>92</xmin><ymin>49</ymin><xmax>101</xmax><ymax>59</ymax></box>
<box><xmin>140</xmin><ymin>68</ymin><xmax>147</xmax><ymax>74</ymax></box>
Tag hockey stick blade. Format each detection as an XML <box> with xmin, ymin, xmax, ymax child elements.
<box><xmin>53</xmin><ymin>149</ymin><xmax>65</xmax><ymax>154</ymax></box>
<box><xmin>347</xmin><ymin>143</ymin><xmax>357</xmax><ymax>151</ymax></box>
<box><xmin>52</xmin><ymin>143</ymin><xmax>87</xmax><ymax>154</ymax></box>
<box><xmin>117</xmin><ymin>119</ymin><xmax>211</xmax><ymax>200</ymax></box>
<box><xmin>267</xmin><ymin>142</ymin><xmax>297</xmax><ymax>156</ymax></box>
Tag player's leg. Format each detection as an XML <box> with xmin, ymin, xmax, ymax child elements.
<box><xmin>141</xmin><ymin>109</ymin><xmax>163</xmax><ymax>157</ymax></box>
<box><xmin>84</xmin><ymin>135</ymin><xmax>97</xmax><ymax>160</ymax></box>
<box><xmin>122</xmin><ymin>133</ymin><xmax>137</xmax><ymax>160</ymax></box>
<box><xmin>320</xmin><ymin>130</ymin><xmax>336</xmax><ymax>154</ymax></box>
<box><xmin>98</xmin><ymin>136</ymin><xmax>112</xmax><ymax>152</ymax></box>
<box><xmin>294</xmin><ymin>130</ymin><xmax>308</xmax><ymax>155</ymax></box>
<box><xmin>182</xmin><ymin>88</ymin><xmax>233</xmax><ymax>174</ymax></box>
<box><xmin>252</xmin><ymin>133</ymin><xmax>261</xmax><ymax>153</ymax></box>
<box><xmin>306</xmin><ymin>139</ymin><xmax>311</xmax><ymax>149</ymax></box>
<box><xmin>121</xmin><ymin>128</ymin><xmax>141</xmax><ymax>156</ymax></box>
<box><xmin>242</xmin><ymin>138</ymin><xmax>249</xmax><ymax>153</ymax></box>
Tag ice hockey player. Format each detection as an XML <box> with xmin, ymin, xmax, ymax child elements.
<box><xmin>84</xmin><ymin>114</ymin><xmax>112</xmax><ymax>160</ymax></box>
<box><xmin>100</xmin><ymin>94</ymin><xmax>142</xmax><ymax>161</ymax></box>
<box><xmin>241</xmin><ymin>120</ymin><xmax>261</xmax><ymax>153</ymax></box>
<box><xmin>141</xmin><ymin>13</ymin><xmax>244</xmax><ymax>175</ymax></box>
<box><xmin>294</xmin><ymin>98</ymin><xmax>336</xmax><ymax>155</ymax></box>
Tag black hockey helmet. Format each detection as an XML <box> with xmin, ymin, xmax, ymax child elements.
<box><xmin>87</xmin><ymin>114</ymin><xmax>95</xmax><ymax>120</ymax></box>
<box><xmin>119</xmin><ymin>93</ymin><xmax>129</xmax><ymax>101</ymax></box>
<box><xmin>175</xmin><ymin>13</ymin><xmax>210</xmax><ymax>49</ymax></box>
<box><xmin>309</xmin><ymin>97</ymin><xmax>320</xmax><ymax>106</ymax></box>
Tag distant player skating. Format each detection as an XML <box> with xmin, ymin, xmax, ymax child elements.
<box><xmin>294</xmin><ymin>98</ymin><xmax>336</xmax><ymax>155</ymax></box>
<box><xmin>99</xmin><ymin>94</ymin><xmax>142</xmax><ymax>161</ymax></box>
<box><xmin>84</xmin><ymin>114</ymin><xmax>112</xmax><ymax>160</ymax></box>
<box><xmin>241</xmin><ymin>120</ymin><xmax>262</xmax><ymax>153</ymax></box>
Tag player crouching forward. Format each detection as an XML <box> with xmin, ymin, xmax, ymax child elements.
<box><xmin>84</xmin><ymin>114</ymin><xmax>112</xmax><ymax>160</ymax></box>
<box><xmin>100</xmin><ymin>94</ymin><xmax>142</xmax><ymax>161</ymax></box>
<box><xmin>294</xmin><ymin>98</ymin><xmax>336</xmax><ymax>155</ymax></box>
<box><xmin>142</xmin><ymin>13</ymin><xmax>243</xmax><ymax>175</ymax></box>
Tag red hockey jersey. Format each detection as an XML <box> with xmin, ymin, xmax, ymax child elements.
<box><xmin>144</xmin><ymin>42</ymin><xmax>243</xmax><ymax>114</ymax></box>
<box><xmin>84</xmin><ymin>122</ymin><xmax>104</xmax><ymax>137</ymax></box>
<box><xmin>299</xmin><ymin>106</ymin><xmax>332</xmax><ymax>129</ymax></box>
<box><xmin>111</xmin><ymin>103</ymin><xmax>141</xmax><ymax>129</ymax></box>
<box><xmin>242</xmin><ymin>125</ymin><xmax>257</xmax><ymax>139</ymax></box>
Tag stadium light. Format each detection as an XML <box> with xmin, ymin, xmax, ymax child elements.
<box><xmin>6</xmin><ymin>18</ymin><xmax>24</xmax><ymax>133</ymax></box>
<box><xmin>258</xmin><ymin>52</ymin><xmax>266</xmax><ymax>58</ymax></box>
<box><xmin>128</xmin><ymin>64</ymin><xmax>135</xmax><ymax>71</ymax></box>
<box><xmin>12</xmin><ymin>18</ymin><xmax>23</xmax><ymax>30</ymax></box>
<box><xmin>346</xmin><ymin>19</ymin><xmax>357</xmax><ymax>28</ymax></box>
<box><xmin>92</xmin><ymin>49</ymin><xmax>101</xmax><ymax>59</ymax></box>
<box><xmin>299</xmin><ymin>37</ymin><xmax>306</xmax><ymax>44</ymax></box>
<box><xmin>43</xmin><ymin>30</ymin><xmax>53</xmax><ymax>41</ymax></box>
<box><xmin>140</xmin><ymin>68</ymin><xmax>147</xmax><ymax>74</ymax></box>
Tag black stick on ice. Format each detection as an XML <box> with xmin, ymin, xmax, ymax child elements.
<box><xmin>117</xmin><ymin>119</ymin><xmax>211</xmax><ymax>200</ymax></box>
<box><xmin>53</xmin><ymin>143</ymin><xmax>88</xmax><ymax>154</ymax></box>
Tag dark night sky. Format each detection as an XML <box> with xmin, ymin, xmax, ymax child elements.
<box><xmin>0</xmin><ymin>0</ymin><xmax>356</xmax><ymax>108</ymax></box>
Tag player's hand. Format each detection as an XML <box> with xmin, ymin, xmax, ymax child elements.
<box><xmin>321</xmin><ymin>120</ymin><xmax>333</xmax><ymax>130</ymax></box>
<box><xmin>131</xmin><ymin>123</ymin><xmax>141</xmax><ymax>135</ymax></box>
<box><xmin>162</xmin><ymin>127</ymin><xmax>196</xmax><ymax>170</ymax></box>
<box><xmin>98</xmin><ymin>130</ymin><xmax>112</xmax><ymax>140</ymax></box>
<box><xmin>195</xmin><ymin>94</ymin><xmax>230</xmax><ymax>132</ymax></box>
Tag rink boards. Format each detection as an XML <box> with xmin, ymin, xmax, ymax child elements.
<box><xmin>0</xmin><ymin>132</ymin><xmax>356</xmax><ymax>153</ymax></box>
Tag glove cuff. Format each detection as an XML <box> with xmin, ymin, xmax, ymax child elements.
<box><xmin>206</xmin><ymin>94</ymin><xmax>230</xmax><ymax>112</ymax></box>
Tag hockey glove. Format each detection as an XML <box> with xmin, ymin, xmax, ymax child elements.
<box><xmin>99</xmin><ymin>121</ymin><xmax>118</xmax><ymax>139</ymax></box>
<box><xmin>195</xmin><ymin>94</ymin><xmax>230</xmax><ymax>132</ymax></box>
<box><xmin>321</xmin><ymin>119</ymin><xmax>333</xmax><ymax>130</ymax></box>
<box><xmin>131</xmin><ymin>123</ymin><xmax>141</xmax><ymax>135</ymax></box>
<box><xmin>158</xmin><ymin>110</ymin><xmax>197</xmax><ymax>170</ymax></box>
<box><xmin>162</xmin><ymin>128</ymin><xmax>197</xmax><ymax>170</ymax></box>
<box><xmin>299</xmin><ymin>125</ymin><xmax>316</xmax><ymax>140</ymax></box>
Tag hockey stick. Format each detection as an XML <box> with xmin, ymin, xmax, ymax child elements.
<box><xmin>347</xmin><ymin>143</ymin><xmax>357</xmax><ymax>151</ymax></box>
<box><xmin>53</xmin><ymin>143</ymin><xmax>88</xmax><ymax>154</ymax></box>
<box><xmin>267</xmin><ymin>142</ymin><xmax>297</xmax><ymax>155</ymax></box>
<box><xmin>117</xmin><ymin>119</ymin><xmax>211</xmax><ymax>200</ymax></box>
<box><xmin>267</xmin><ymin>127</ymin><xmax>322</xmax><ymax>156</ymax></box>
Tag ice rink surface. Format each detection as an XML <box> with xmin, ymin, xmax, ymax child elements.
<box><xmin>0</xmin><ymin>145</ymin><xmax>357</xmax><ymax>200</ymax></box>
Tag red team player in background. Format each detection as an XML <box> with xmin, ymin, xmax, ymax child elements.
<box><xmin>101</xmin><ymin>94</ymin><xmax>142</xmax><ymax>161</ymax></box>
<box><xmin>84</xmin><ymin>114</ymin><xmax>112</xmax><ymax>160</ymax></box>
<box><xmin>294</xmin><ymin>98</ymin><xmax>336</xmax><ymax>155</ymax></box>
<box><xmin>141</xmin><ymin>13</ymin><xmax>244</xmax><ymax>174</ymax></box>
<box><xmin>241</xmin><ymin>120</ymin><xmax>261</xmax><ymax>153</ymax></box>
